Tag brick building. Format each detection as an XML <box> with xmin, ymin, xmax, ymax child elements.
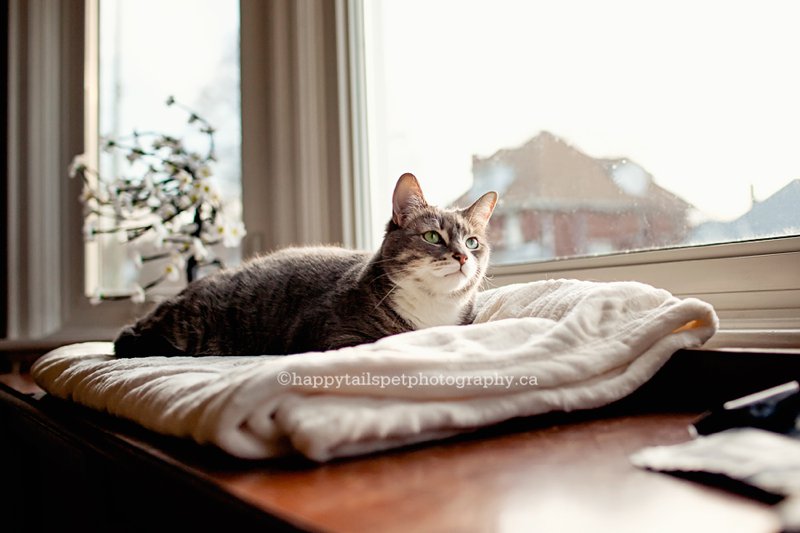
<box><xmin>455</xmin><ymin>132</ymin><xmax>693</xmax><ymax>263</ymax></box>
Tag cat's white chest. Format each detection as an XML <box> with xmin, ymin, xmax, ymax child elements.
<box><xmin>391</xmin><ymin>284</ymin><xmax>466</xmax><ymax>330</ymax></box>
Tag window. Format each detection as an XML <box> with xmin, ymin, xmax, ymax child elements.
<box><xmin>4</xmin><ymin>0</ymin><xmax>246</xmax><ymax>342</ymax></box>
<box><xmin>359</xmin><ymin>0</ymin><xmax>800</xmax><ymax>347</ymax></box>
<box><xmin>362</xmin><ymin>0</ymin><xmax>799</xmax><ymax>263</ymax></box>
<box><xmin>3</xmin><ymin>1</ymin><xmax>797</xmax><ymax>350</ymax></box>
<box><xmin>88</xmin><ymin>0</ymin><xmax>242</xmax><ymax>298</ymax></box>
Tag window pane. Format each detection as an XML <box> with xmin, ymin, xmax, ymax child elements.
<box><xmin>363</xmin><ymin>0</ymin><xmax>800</xmax><ymax>264</ymax></box>
<box><xmin>96</xmin><ymin>0</ymin><xmax>241</xmax><ymax>293</ymax></box>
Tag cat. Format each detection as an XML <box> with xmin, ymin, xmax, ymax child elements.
<box><xmin>113</xmin><ymin>173</ymin><xmax>498</xmax><ymax>357</ymax></box>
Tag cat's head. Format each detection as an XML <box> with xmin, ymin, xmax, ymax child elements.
<box><xmin>380</xmin><ymin>173</ymin><xmax>498</xmax><ymax>298</ymax></box>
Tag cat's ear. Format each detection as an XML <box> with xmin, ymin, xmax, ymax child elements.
<box><xmin>392</xmin><ymin>173</ymin><xmax>428</xmax><ymax>226</ymax></box>
<box><xmin>463</xmin><ymin>191</ymin><xmax>498</xmax><ymax>229</ymax></box>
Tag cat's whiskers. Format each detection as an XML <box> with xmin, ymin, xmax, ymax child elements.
<box><xmin>369</xmin><ymin>257</ymin><xmax>399</xmax><ymax>266</ymax></box>
<box><xmin>374</xmin><ymin>284</ymin><xmax>398</xmax><ymax>311</ymax></box>
<box><xmin>482</xmin><ymin>272</ymin><xmax>498</xmax><ymax>289</ymax></box>
<box><xmin>367</xmin><ymin>266</ymin><xmax>410</xmax><ymax>286</ymax></box>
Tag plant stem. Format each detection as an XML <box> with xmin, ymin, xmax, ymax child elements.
<box><xmin>186</xmin><ymin>206</ymin><xmax>204</xmax><ymax>283</ymax></box>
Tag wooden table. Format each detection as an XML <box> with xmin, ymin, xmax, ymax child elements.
<box><xmin>0</xmin><ymin>372</ymin><xmax>783</xmax><ymax>532</ymax></box>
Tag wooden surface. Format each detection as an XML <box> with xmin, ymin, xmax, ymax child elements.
<box><xmin>0</xmin><ymin>373</ymin><xmax>783</xmax><ymax>533</ymax></box>
<box><xmin>211</xmin><ymin>414</ymin><xmax>781</xmax><ymax>533</ymax></box>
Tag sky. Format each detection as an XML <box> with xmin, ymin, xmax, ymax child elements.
<box><xmin>99</xmin><ymin>0</ymin><xmax>240</xmax><ymax>197</ymax></box>
<box><xmin>364</xmin><ymin>0</ymin><xmax>800</xmax><ymax>239</ymax></box>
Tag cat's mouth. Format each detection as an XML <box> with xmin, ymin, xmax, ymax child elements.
<box><xmin>442</xmin><ymin>265</ymin><xmax>469</xmax><ymax>278</ymax></box>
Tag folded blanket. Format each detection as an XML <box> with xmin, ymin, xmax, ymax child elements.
<box><xmin>31</xmin><ymin>279</ymin><xmax>718</xmax><ymax>462</ymax></box>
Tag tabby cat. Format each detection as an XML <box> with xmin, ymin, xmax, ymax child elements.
<box><xmin>114</xmin><ymin>173</ymin><xmax>498</xmax><ymax>357</ymax></box>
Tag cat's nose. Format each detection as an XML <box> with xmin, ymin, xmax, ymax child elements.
<box><xmin>453</xmin><ymin>252</ymin><xmax>468</xmax><ymax>265</ymax></box>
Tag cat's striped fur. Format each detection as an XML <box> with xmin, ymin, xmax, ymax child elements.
<box><xmin>114</xmin><ymin>173</ymin><xmax>498</xmax><ymax>356</ymax></box>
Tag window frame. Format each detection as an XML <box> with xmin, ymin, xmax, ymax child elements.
<box><xmin>2</xmin><ymin>0</ymin><xmax>356</xmax><ymax>347</ymax></box>
<box><xmin>488</xmin><ymin>236</ymin><xmax>800</xmax><ymax>349</ymax></box>
<box><xmin>3</xmin><ymin>0</ymin><xmax>798</xmax><ymax>351</ymax></box>
<box><xmin>346</xmin><ymin>0</ymin><xmax>800</xmax><ymax>350</ymax></box>
<box><xmin>4</xmin><ymin>0</ymin><xmax>144</xmax><ymax>347</ymax></box>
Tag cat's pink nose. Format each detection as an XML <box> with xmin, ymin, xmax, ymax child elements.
<box><xmin>453</xmin><ymin>252</ymin><xmax>467</xmax><ymax>265</ymax></box>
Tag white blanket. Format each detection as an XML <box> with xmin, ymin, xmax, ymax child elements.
<box><xmin>31</xmin><ymin>279</ymin><xmax>718</xmax><ymax>462</ymax></box>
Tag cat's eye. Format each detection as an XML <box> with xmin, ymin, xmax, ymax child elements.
<box><xmin>423</xmin><ymin>231</ymin><xmax>442</xmax><ymax>245</ymax></box>
<box><xmin>465</xmin><ymin>237</ymin><xmax>479</xmax><ymax>250</ymax></box>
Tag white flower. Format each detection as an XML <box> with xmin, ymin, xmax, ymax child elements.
<box><xmin>169</xmin><ymin>251</ymin><xmax>186</xmax><ymax>270</ymax></box>
<box><xmin>191</xmin><ymin>238</ymin><xmax>209</xmax><ymax>261</ymax></box>
<box><xmin>225</xmin><ymin>221</ymin><xmax>247</xmax><ymax>247</ymax></box>
<box><xmin>113</xmin><ymin>192</ymin><xmax>134</xmax><ymax>215</ymax></box>
<box><xmin>164</xmin><ymin>263</ymin><xmax>181</xmax><ymax>282</ymax></box>
<box><xmin>151</xmin><ymin>220</ymin><xmax>168</xmax><ymax>248</ymax></box>
<box><xmin>101</xmin><ymin>138</ymin><xmax>117</xmax><ymax>153</ymax></box>
<box><xmin>211</xmin><ymin>218</ymin><xmax>225</xmax><ymax>237</ymax></box>
<box><xmin>158</xmin><ymin>203</ymin><xmax>177</xmax><ymax>220</ymax></box>
<box><xmin>146</xmin><ymin>194</ymin><xmax>162</xmax><ymax>208</ymax></box>
<box><xmin>82</xmin><ymin>198</ymin><xmax>99</xmax><ymax>216</ymax></box>
<box><xmin>130</xmin><ymin>284</ymin><xmax>146</xmax><ymax>303</ymax></box>
<box><xmin>127</xmin><ymin>247</ymin><xmax>143</xmax><ymax>270</ymax></box>
<box><xmin>177</xmin><ymin>195</ymin><xmax>193</xmax><ymax>210</ymax></box>
<box><xmin>68</xmin><ymin>154</ymin><xmax>88</xmax><ymax>178</ymax></box>
<box><xmin>142</xmin><ymin>172</ymin><xmax>155</xmax><ymax>190</ymax></box>
<box><xmin>188</xmin><ymin>180</ymin><xmax>216</xmax><ymax>206</ymax></box>
<box><xmin>204</xmin><ymin>181</ymin><xmax>217</xmax><ymax>198</ymax></box>
<box><xmin>198</xmin><ymin>164</ymin><xmax>213</xmax><ymax>178</ymax></box>
<box><xmin>175</xmin><ymin>170</ymin><xmax>192</xmax><ymax>187</ymax></box>
<box><xmin>212</xmin><ymin>218</ymin><xmax>247</xmax><ymax>248</ymax></box>
<box><xmin>153</xmin><ymin>185</ymin><xmax>170</xmax><ymax>202</ymax></box>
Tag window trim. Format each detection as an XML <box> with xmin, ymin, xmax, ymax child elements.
<box><xmin>336</xmin><ymin>0</ymin><xmax>372</xmax><ymax>250</ymax></box>
<box><xmin>5</xmin><ymin>0</ymin><xmax>144</xmax><ymax>346</ymax></box>
<box><xmin>487</xmin><ymin>236</ymin><xmax>800</xmax><ymax>349</ymax></box>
